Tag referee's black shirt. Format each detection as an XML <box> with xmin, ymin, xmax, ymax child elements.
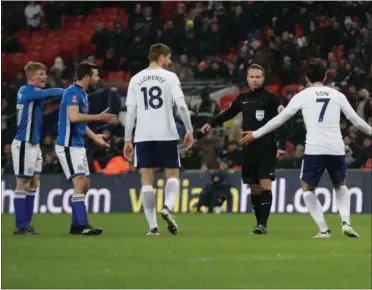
<box><xmin>210</xmin><ymin>87</ymin><xmax>286</xmax><ymax>153</ymax></box>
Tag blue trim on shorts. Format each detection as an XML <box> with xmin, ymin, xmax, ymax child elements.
<box><xmin>68</xmin><ymin>173</ymin><xmax>89</xmax><ymax>182</ymax></box>
<box><xmin>16</xmin><ymin>174</ymin><xmax>33</xmax><ymax>178</ymax></box>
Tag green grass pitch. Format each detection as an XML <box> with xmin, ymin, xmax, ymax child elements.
<box><xmin>1</xmin><ymin>214</ymin><xmax>371</xmax><ymax>289</ymax></box>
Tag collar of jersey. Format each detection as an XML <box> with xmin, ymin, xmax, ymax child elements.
<box><xmin>73</xmin><ymin>83</ymin><xmax>84</xmax><ymax>89</ymax></box>
<box><xmin>146</xmin><ymin>66</ymin><xmax>162</xmax><ymax>70</ymax></box>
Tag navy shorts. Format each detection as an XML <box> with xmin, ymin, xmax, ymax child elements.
<box><xmin>134</xmin><ymin>140</ymin><xmax>180</xmax><ymax>169</ymax></box>
<box><xmin>300</xmin><ymin>154</ymin><xmax>347</xmax><ymax>187</ymax></box>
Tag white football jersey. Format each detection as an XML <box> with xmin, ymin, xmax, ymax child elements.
<box><xmin>287</xmin><ymin>86</ymin><xmax>355</xmax><ymax>155</ymax></box>
<box><xmin>126</xmin><ymin>67</ymin><xmax>184</xmax><ymax>142</ymax></box>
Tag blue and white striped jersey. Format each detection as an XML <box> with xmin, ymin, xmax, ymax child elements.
<box><xmin>14</xmin><ymin>85</ymin><xmax>64</xmax><ymax>144</ymax></box>
<box><xmin>56</xmin><ymin>84</ymin><xmax>89</xmax><ymax>147</ymax></box>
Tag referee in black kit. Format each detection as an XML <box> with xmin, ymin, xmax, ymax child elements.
<box><xmin>202</xmin><ymin>64</ymin><xmax>286</xmax><ymax>235</ymax></box>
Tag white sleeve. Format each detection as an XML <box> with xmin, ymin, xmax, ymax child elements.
<box><xmin>125</xmin><ymin>79</ymin><xmax>137</xmax><ymax>107</ymax></box>
<box><xmin>174</xmin><ymin>97</ymin><xmax>193</xmax><ymax>133</ymax></box>
<box><xmin>252</xmin><ymin>94</ymin><xmax>302</xmax><ymax>139</ymax></box>
<box><xmin>340</xmin><ymin>93</ymin><xmax>372</xmax><ymax>136</ymax></box>
<box><xmin>124</xmin><ymin>79</ymin><xmax>137</xmax><ymax>141</ymax></box>
<box><xmin>124</xmin><ymin>105</ymin><xmax>136</xmax><ymax>141</ymax></box>
<box><xmin>170</xmin><ymin>74</ymin><xmax>184</xmax><ymax>101</ymax></box>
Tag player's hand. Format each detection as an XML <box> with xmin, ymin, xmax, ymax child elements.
<box><xmin>201</xmin><ymin>123</ymin><xmax>212</xmax><ymax>134</ymax></box>
<box><xmin>239</xmin><ymin>131</ymin><xmax>255</xmax><ymax>145</ymax></box>
<box><xmin>123</xmin><ymin>141</ymin><xmax>133</xmax><ymax>161</ymax></box>
<box><xmin>183</xmin><ymin>132</ymin><xmax>194</xmax><ymax>151</ymax></box>
<box><xmin>94</xmin><ymin>134</ymin><xmax>110</xmax><ymax>148</ymax></box>
<box><xmin>99</xmin><ymin>108</ymin><xmax>117</xmax><ymax>123</ymax></box>
<box><xmin>276</xmin><ymin>149</ymin><xmax>286</xmax><ymax>160</ymax></box>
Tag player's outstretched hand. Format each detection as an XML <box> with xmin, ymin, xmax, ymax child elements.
<box><xmin>183</xmin><ymin>132</ymin><xmax>194</xmax><ymax>151</ymax></box>
<box><xmin>123</xmin><ymin>141</ymin><xmax>133</xmax><ymax>161</ymax></box>
<box><xmin>239</xmin><ymin>131</ymin><xmax>255</xmax><ymax>145</ymax></box>
<box><xmin>201</xmin><ymin>123</ymin><xmax>211</xmax><ymax>134</ymax></box>
<box><xmin>99</xmin><ymin>108</ymin><xmax>118</xmax><ymax>123</ymax></box>
<box><xmin>276</xmin><ymin>149</ymin><xmax>286</xmax><ymax>160</ymax></box>
<box><xmin>94</xmin><ymin>134</ymin><xmax>110</xmax><ymax>148</ymax></box>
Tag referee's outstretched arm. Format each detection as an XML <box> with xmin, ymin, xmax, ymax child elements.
<box><xmin>201</xmin><ymin>96</ymin><xmax>242</xmax><ymax>133</ymax></box>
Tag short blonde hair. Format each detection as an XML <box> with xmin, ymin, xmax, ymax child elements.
<box><xmin>24</xmin><ymin>62</ymin><xmax>47</xmax><ymax>77</ymax></box>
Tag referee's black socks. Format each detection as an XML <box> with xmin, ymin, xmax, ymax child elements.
<box><xmin>260</xmin><ymin>190</ymin><xmax>273</xmax><ymax>227</ymax></box>
<box><xmin>250</xmin><ymin>194</ymin><xmax>261</xmax><ymax>224</ymax></box>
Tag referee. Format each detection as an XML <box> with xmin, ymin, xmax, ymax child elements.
<box><xmin>202</xmin><ymin>64</ymin><xmax>286</xmax><ymax>234</ymax></box>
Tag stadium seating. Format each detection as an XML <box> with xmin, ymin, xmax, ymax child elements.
<box><xmin>2</xmin><ymin>8</ymin><xmax>128</xmax><ymax>82</ymax></box>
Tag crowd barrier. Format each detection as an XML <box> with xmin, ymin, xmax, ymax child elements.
<box><xmin>2</xmin><ymin>170</ymin><xmax>371</xmax><ymax>214</ymax></box>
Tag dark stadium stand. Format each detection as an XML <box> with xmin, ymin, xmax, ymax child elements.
<box><xmin>2</xmin><ymin>1</ymin><xmax>372</xmax><ymax>174</ymax></box>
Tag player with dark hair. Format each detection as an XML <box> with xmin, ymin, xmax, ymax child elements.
<box><xmin>55</xmin><ymin>62</ymin><xmax>117</xmax><ymax>235</ymax></box>
<box><xmin>242</xmin><ymin>61</ymin><xmax>371</xmax><ymax>238</ymax></box>
<box><xmin>12</xmin><ymin>62</ymin><xmax>65</xmax><ymax>235</ymax></box>
<box><xmin>202</xmin><ymin>64</ymin><xmax>286</xmax><ymax>235</ymax></box>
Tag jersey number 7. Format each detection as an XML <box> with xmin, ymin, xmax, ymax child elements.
<box><xmin>141</xmin><ymin>86</ymin><xmax>163</xmax><ymax>110</ymax></box>
<box><xmin>316</xmin><ymin>98</ymin><xmax>330</xmax><ymax>122</ymax></box>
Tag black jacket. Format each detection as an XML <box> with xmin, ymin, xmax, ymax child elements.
<box><xmin>210</xmin><ymin>87</ymin><xmax>286</xmax><ymax>153</ymax></box>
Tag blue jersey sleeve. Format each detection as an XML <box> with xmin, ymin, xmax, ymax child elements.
<box><xmin>26</xmin><ymin>87</ymin><xmax>65</xmax><ymax>100</ymax></box>
<box><xmin>65</xmin><ymin>91</ymin><xmax>81</xmax><ymax>107</ymax></box>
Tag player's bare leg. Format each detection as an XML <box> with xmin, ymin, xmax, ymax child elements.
<box><xmin>334</xmin><ymin>182</ymin><xmax>359</xmax><ymax>238</ymax></box>
<box><xmin>141</xmin><ymin>168</ymin><xmax>159</xmax><ymax>235</ymax></box>
<box><xmin>161</xmin><ymin>168</ymin><xmax>179</xmax><ymax>235</ymax></box>
<box><xmin>13</xmin><ymin>177</ymin><xmax>32</xmax><ymax>235</ymax></box>
<box><xmin>69</xmin><ymin>175</ymin><xmax>102</xmax><ymax>235</ymax></box>
<box><xmin>301</xmin><ymin>181</ymin><xmax>331</xmax><ymax>238</ymax></box>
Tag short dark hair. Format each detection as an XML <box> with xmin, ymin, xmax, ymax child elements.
<box><xmin>148</xmin><ymin>43</ymin><xmax>172</xmax><ymax>62</ymax></box>
<box><xmin>305</xmin><ymin>61</ymin><xmax>326</xmax><ymax>82</ymax></box>
<box><xmin>75</xmin><ymin>62</ymin><xmax>98</xmax><ymax>80</ymax></box>
<box><xmin>247</xmin><ymin>64</ymin><xmax>265</xmax><ymax>75</ymax></box>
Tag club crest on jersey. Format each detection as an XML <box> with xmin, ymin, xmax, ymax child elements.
<box><xmin>34</xmin><ymin>87</ymin><xmax>40</xmax><ymax>91</ymax></box>
<box><xmin>255</xmin><ymin>110</ymin><xmax>265</xmax><ymax>121</ymax></box>
<box><xmin>72</xmin><ymin>96</ymin><xmax>78</xmax><ymax>103</ymax></box>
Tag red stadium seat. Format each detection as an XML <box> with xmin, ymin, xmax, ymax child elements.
<box><xmin>219</xmin><ymin>94</ymin><xmax>237</xmax><ymax>110</ymax></box>
<box><xmin>124</xmin><ymin>72</ymin><xmax>131</xmax><ymax>81</ymax></box>
<box><xmin>265</xmin><ymin>85</ymin><xmax>279</xmax><ymax>94</ymax></box>
<box><xmin>96</xmin><ymin>58</ymin><xmax>104</xmax><ymax>67</ymax></box>
<box><xmin>240</xmin><ymin>86</ymin><xmax>250</xmax><ymax>93</ymax></box>
<box><xmin>104</xmin><ymin>8</ymin><xmax>119</xmax><ymax>15</ymax></box>
<box><xmin>280</xmin><ymin>84</ymin><xmax>299</xmax><ymax>96</ymax></box>
<box><xmin>106</xmin><ymin>72</ymin><xmax>126</xmax><ymax>81</ymax></box>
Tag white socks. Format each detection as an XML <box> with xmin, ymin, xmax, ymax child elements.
<box><xmin>335</xmin><ymin>185</ymin><xmax>351</xmax><ymax>225</ymax></box>
<box><xmin>303</xmin><ymin>191</ymin><xmax>329</xmax><ymax>232</ymax></box>
<box><xmin>142</xmin><ymin>178</ymin><xmax>179</xmax><ymax>230</ymax></box>
<box><xmin>141</xmin><ymin>186</ymin><xmax>158</xmax><ymax>230</ymax></box>
<box><xmin>164</xmin><ymin>178</ymin><xmax>180</xmax><ymax>212</ymax></box>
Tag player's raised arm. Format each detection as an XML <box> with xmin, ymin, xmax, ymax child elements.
<box><xmin>27</xmin><ymin>87</ymin><xmax>65</xmax><ymax>100</ymax></box>
<box><xmin>202</xmin><ymin>95</ymin><xmax>242</xmax><ymax>134</ymax></box>
<box><xmin>251</xmin><ymin>93</ymin><xmax>302</xmax><ymax>140</ymax></box>
<box><xmin>339</xmin><ymin>93</ymin><xmax>372</xmax><ymax>136</ymax></box>
<box><xmin>66</xmin><ymin>92</ymin><xmax>116</xmax><ymax>123</ymax></box>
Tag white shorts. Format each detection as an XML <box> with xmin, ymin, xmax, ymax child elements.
<box><xmin>11</xmin><ymin>140</ymin><xmax>42</xmax><ymax>178</ymax></box>
<box><xmin>55</xmin><ymin>145</ymin><xmax>90</xmax><ymax>181</ymax></box>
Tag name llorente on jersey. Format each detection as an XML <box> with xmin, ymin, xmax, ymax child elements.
<box><xmin>136</xmin><ymin>75</ymin><xmax>166</xmax><ymax>86</ymax></box>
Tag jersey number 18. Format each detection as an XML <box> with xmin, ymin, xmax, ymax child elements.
<box><xmin>141</xmin><ymin>86</ymin><xmax>163</xmax><ymax>110</ymax></box>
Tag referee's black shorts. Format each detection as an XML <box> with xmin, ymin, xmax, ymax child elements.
<box><xmin>241</xmin><ymin>148</ymin><xmax>277</xmax><ymax>185</ymax></box>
